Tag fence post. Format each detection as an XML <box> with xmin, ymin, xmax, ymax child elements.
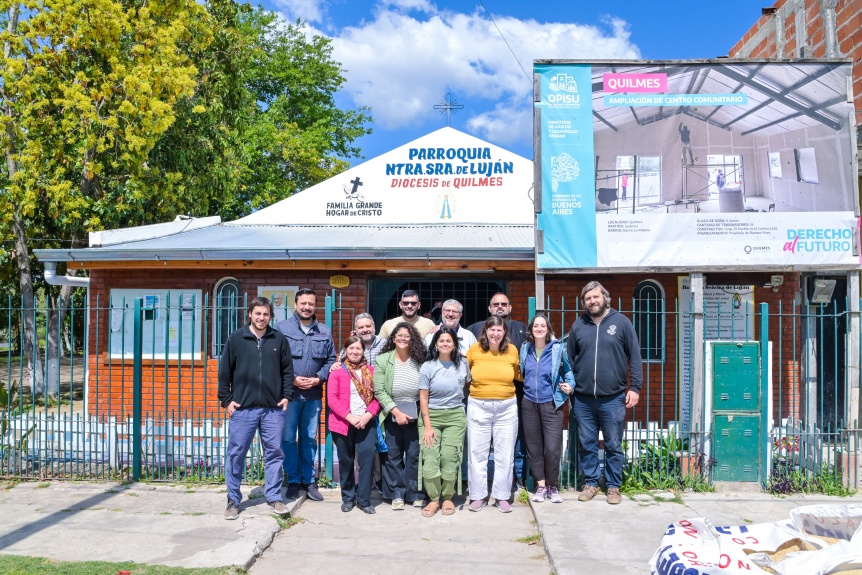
<box><xmin>759</xmin><ymin>302</ymin><xmax>769</xmax><ymax>488</ymax></box>
<box><xmin>528</xmin><ymin>296</ymin><xmax>536</xmax><ymax>319</ymax></box>
<box><xmin>133</xmin><ymin>298</ymin><xmax>143</xmax><ymax>482</ymax></box>
<box><xmin>323</xmin><ymin>291</ymin><xmax>334</xmax><ymax>484</ymax></box>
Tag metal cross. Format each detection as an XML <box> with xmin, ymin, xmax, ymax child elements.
<box><xmin>433</xmin><ymin>92</ymin><xmax>464</xmax><ymax>127</ymax></box>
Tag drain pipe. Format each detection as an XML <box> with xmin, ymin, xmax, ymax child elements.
<box><xmin>43</xmin><ymin>262</ymin><xmax>90</xmax><ymax>287</ymax></box>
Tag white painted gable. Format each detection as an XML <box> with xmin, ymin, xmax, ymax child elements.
<box><xmin>235</xmin><ymin>127</ymin><xmax>534</xmax><ymax>225</ymax></box>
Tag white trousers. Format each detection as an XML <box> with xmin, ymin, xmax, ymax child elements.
<box><xmin>467</xmin><ymin>397</ymin><xmax>518</xmax><ymax>501</ymax></box>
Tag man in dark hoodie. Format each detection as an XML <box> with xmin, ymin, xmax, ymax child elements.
<box><xmin>566</xmin><ymin>281</ymin><xmax>642</xmax><ymax>505</ymax></box>
<box><xmin>218</xmin><ymin>297</ymin><xmax>295</xmax><ymax>520</ymax></box>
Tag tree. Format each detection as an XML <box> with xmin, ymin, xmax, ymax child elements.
<box><xmin>1</xmin><ymin>0</ymin><xmax>212</xmax><ymax>395</ymax></box>
<box><xmin>0</xmin><ymin>2</ymin><xmax>373</xmax><ymax>395</ymax></box>
<box><xmin>130</xmin><ymin>6</ymin><xmax>373</xmax><ymax>220</ymax></box>
<box><xmin>217</xmin><ymin>12</ymin><xmax>372</xmax><ymax>218</ymax></box>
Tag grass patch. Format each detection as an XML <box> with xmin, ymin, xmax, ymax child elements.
<box><xmin>126</xmin><ymin>492</ymin><xmax>140</xmax><ymax>497</ymax></box>
<box><xmin>518</xmin><ymin>489</ymin><xmax>530</xmax><ymax>505</ymax></box>
<box><xmin>183</xmin><ymin>512</ymin><xmax>206</xmax><ymax>516</ymax></box>
<box><xmin>36</xmin><ymin>482</ymin><xmax>50</xmax><ymax>489</ymax></box>
<box><xmin>275</xmin><ymin>515</ymin><xmax>304</xmax><ymax>530</ymax></box>
<box><xmin>0</xmin><ymin>556</ymin><xmax>246</xmax><ymax>575</ymax></box>
<box><xmin>515</xmin><ymin>533</ymin><xmax>541</xmax><ymax>545</ymax></box>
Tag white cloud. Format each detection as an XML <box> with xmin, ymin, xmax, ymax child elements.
<box><xmin>272</xmin><ymin>0</ymin><xmax>325</xmax><ymax>23</ymax></box>
<box><xmin>379</xmin><ymin>0</ymin><xmax>436</xmax><ymax>12</ymax></box>
<box><xmin>331</xmin><ymin>9</ymin><xmax>640</xmax><ymax>145</ymax></box>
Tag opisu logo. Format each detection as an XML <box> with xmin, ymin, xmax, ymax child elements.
<box><xmin>548</xmin><ymin>73</ymin><xmax>580</xmax><ymax>105</ymax></box>
<box><xmin>603</xmin><ymin>73</ymin><xmax>667</xmax><ymax>93</ymax></box>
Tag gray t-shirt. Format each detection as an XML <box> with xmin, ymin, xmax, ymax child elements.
<box><xmin>419</xmin><ymin>359</ymin><xmax>471</xmax><ymax>410</ymax></box>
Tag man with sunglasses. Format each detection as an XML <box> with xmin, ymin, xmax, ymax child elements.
<box><xmin>467</xmin><ymin>293</ymin><xmax>527</xmax><ymax>349</ymax></box>
<box><xmin>378</xmin><ymin>289</ymin><xmax>436</xmax><ymax>340</ymax></box>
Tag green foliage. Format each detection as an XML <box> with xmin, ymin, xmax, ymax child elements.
<box><xmin>622</xmin><ymin>435</ymin><xmax>713</xmax><ymax>494</ymax></box>
<box><xmin>766</xmin><ymin>438</ymin><xmax>854</xmax><ymax>496</ymax></box>
<box><xmin>0</xmin><ymin>556</ymin><xmax>246</xmax><ymax>575</ymax></box>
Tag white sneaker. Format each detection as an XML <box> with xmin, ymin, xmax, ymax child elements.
<box><xmin>547</xmin><ymin>486</ymin><xmax>564</xmax><ymax>503</ymax></box>
<box><xmin>392</xmin><ymin>498</ymin><xmax>405</xmax><ymax>510</ymax></box>
<box><xmin>531</xmin><ymin>486</ymin><xmax>547</xmax><ymax>503</ymax></box>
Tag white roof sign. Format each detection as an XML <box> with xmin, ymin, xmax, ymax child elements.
<box><xmin>236</xmin><ymin>127</ymin><xmax>534</xmax><ymax>225</ymax></box>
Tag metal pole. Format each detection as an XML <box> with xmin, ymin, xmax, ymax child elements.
<box><xmin>133</xmin><ymin>298</ymin><xmax>143</xmax><ymax>482</ymax></box>
<box><xmin>759</xmin><ymin>302</ymin><xmax>769</xmax><ymax>488</ymax></box>
<box><xmin>324</xmin><ymin>291</ymin><xmax>334</xmax><ymax>484</ymax></box>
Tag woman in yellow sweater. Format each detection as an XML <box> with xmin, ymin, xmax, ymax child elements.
<box><xmin>465</xmin><ymin>316</ymin><xmax>521</xmax><ymax>513</ymax></box>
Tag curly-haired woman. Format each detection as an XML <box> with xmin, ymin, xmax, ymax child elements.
<box><xmin>374</xmin><ymin>321</ymin><xmax>428</xmax><ymax>510</ymax></box>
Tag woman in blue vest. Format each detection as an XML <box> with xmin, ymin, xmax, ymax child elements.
<box><xmin>519</xmin><ymin>315</ymin><xmax>574</xmax><ymax>503</ymax></box>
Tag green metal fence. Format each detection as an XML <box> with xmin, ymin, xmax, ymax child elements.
<box><xmin>0</xmin><ymin>291</ymin><xmax>350</xmax><ymax>485</ymax></box>
<box><xmin>1</xmin><ymin>291</ymin><xmax>858</xmax><ymax>494</ymax></box>
<box><xmin>539</xmin><ymin>294</ymin><xmax>859</xmax><ymax>493</ymax></box>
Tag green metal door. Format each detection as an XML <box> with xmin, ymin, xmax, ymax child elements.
<box><xmin>711</xmin><ymin>342</ymin><xmax>761</xmax><ymax>482</ymax></box>
<box><xmin>712</xmin><ymin>414</ymin><xmax>760</xmax><ymax>481</ymax></box>
<box><xmin>712</xmin><ymin>342</ymin><xmax>760</xmax><ymax>411</ymax></box>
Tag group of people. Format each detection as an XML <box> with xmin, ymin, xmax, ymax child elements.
<box><xmin>216</xmin><ymin>282</ymin><xmax>642</xmax><ymax>520</ymax></box>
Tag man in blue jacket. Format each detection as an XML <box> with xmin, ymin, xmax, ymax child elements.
<box><xmin>218</xmin><ymin>297</ymin><xmax>294</xmax><ymax>520</ymax></box>
<box><xmin>566</xmin><ymin>281</ymin><xmax>642</xmax><ymax>505</ymax></box>
<box><xmin>276</xmin><ymin>288</ymin><xmax>336</xmax><ymax>502</ymax></box>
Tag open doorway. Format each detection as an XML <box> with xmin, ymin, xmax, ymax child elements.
<box><xmin>368</xmin><ymin>278</ymin><xmax>506</xmax><ymax>330</ymax></box>
<box><xmin>616</xmin><ymin>155</ymin><xmax>662</xmax><ymax>206</ymax></box>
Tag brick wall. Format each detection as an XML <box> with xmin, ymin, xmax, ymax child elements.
<box><xmin>729</xmin><ymin>0</ymin><xmax>862</xmax><ymax>123</ymax></box>
<box><xmin>86</xmin><ymin>267</ymin><xmax>805</xmax><ymax>433</ymax></box>
<box><xmin>541</xmin><ymin>272</ymin><xmax>804</xmax><ymax>428</ymax></box>
<box><xmin>86</xmin><ymin>268</ymin><xmax>373</xmax><ymax>418</ymax></box>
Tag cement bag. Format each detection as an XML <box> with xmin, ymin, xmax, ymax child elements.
<box><xmin>788</xmin><ymin>504</ymin><xmax>862</xmax><ymax>542</ymax></box>
<box><xmin>756</xmin><ymin>504</ymin><xmax>862</xmax><ymax>575</ymax></box>
<box><xmin>650</xmin><ymin>505</ymin><xmax>862</xmax><ymax>575</ymax></box>
<box><xmin>649</xmin><ymin>518</ymin><xmax>777</xmax><ymax>574</ymax></box>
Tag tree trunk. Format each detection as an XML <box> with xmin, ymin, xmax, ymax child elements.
<box><xmin>45</xmin><ymin>285</ymin><xmax>73</xmax><ymax>398</ymax></box>
<box><xmin>11</xmin><ymin>213</ymin><xmax>46</xmax><ymax>396</ymax></box>
<box><xmin>4</xmin><ymin>5</ymin><xmax>46</xmax><ymax>397</ymax></box>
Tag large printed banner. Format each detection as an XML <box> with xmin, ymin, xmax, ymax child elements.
<box><xmin>535</xmin><ymin>61</ymin><xmax>860</xmax><ymax>270</ymax></box>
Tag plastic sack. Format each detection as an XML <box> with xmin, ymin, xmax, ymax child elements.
<box><xmin>649</xmin><ymin>504</ymin><xmax>862</xmax><ymax>575</ymax></box>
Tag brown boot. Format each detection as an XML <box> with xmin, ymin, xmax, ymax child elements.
<box><xmin>577</xmin><ymin>484</ymin><xmax>599</xmax><ymax>502</ymax></box>
<box><xmin>606</xmin><ymin>487</ymin><xmax>622</xmax><ymax>505</ymax></box>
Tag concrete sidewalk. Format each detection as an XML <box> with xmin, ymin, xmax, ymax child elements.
<box><xmin>251</xmin><ymin>489</ymin><xmax>549</xmax><ymax>575</ymax></box>
<box><xmin>1</xmin><ymin>480</ymin><xmax>861</xmax><ymax>574</ymax></box>
<box><xmin>0</xmin><ymin>481</ymin><xmax>298</xmax><ymax>569</ymax></box>
<box><xmin>530</xmin><ymin>488</ymin><xmax>862</xmax><ymax>575</ymax></box>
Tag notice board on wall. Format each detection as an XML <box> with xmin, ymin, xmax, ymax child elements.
<box><xmin>109</xmin><ymin>289</ymin><xmax>203</xmax><ymax>359</ymax></box>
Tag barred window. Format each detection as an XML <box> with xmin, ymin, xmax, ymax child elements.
<box><xmin>633</xmin><ymin>280</ymin><xmax>664</xmax><ymax>363</ymax></box>
<box><xmin>212</xmin><ymin>278</ymin><xmax>244</xmax><ymax>358</ymax></box>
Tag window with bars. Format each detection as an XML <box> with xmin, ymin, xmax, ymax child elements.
<box><xmin>212</xmin><ymin>278</ymin><xmax>244</xmax><ymax>358</ymax></box>
<box><xmin>633</xmin><ymin>280</ymin><xmax>664</xmax><ymax>363</ymax></box>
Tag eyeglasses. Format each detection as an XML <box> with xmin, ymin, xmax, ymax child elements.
<box><xmin>442</xmin><ymin>309</ymin><xmax>462</xmax><ymax>315</ymax></box>
<box><xmin>400</xmin><ymin>301</ymin><xmax>420</xmax><ymax>307</ymax></box>
<box><xmin>490</xmin><ymin>302</ymin><xmax>510</xmax><ymax>307</ymax></box>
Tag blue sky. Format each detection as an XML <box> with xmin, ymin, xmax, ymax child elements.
<box><xmin>261</xmin><ymin>0</ymin><xmax>765</xmax><ymax>162</ymax></box>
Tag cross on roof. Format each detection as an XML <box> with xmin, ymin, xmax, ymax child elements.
<box><xmin>433</xmin><ymin>92</ymin><xmax>464</xmax><ymax>127</ymax></box>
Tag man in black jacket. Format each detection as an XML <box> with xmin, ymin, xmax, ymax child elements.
<box><xmin>218</xmin><ymin>297</ymin><xmax>295</xmax><ymax>520</ymax></box>
<box><xmin>567</xmin><ymin>282</ymin><xmax>642</xmax><ymax>505</ymax></box>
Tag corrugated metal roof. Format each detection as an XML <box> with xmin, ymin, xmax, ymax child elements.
<box><xmin>35</xmin><ymin>223</ymin><xmax>535</xmax><ymax>262</ymax></box>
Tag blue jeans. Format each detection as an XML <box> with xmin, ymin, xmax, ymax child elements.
<box><xmin>572</xmin><ymin>392</ymin><xmax>626</xmax><ymax>489</ymax></box>
<box><xmin>282</xmin><ymin>396</ymin><xmax>322</xmax><ymax>485</ymax></box>
<box><xmin>225</xmin><ymin>407</ymin><xmax>286</xmax><ymax>504</ymax></box>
